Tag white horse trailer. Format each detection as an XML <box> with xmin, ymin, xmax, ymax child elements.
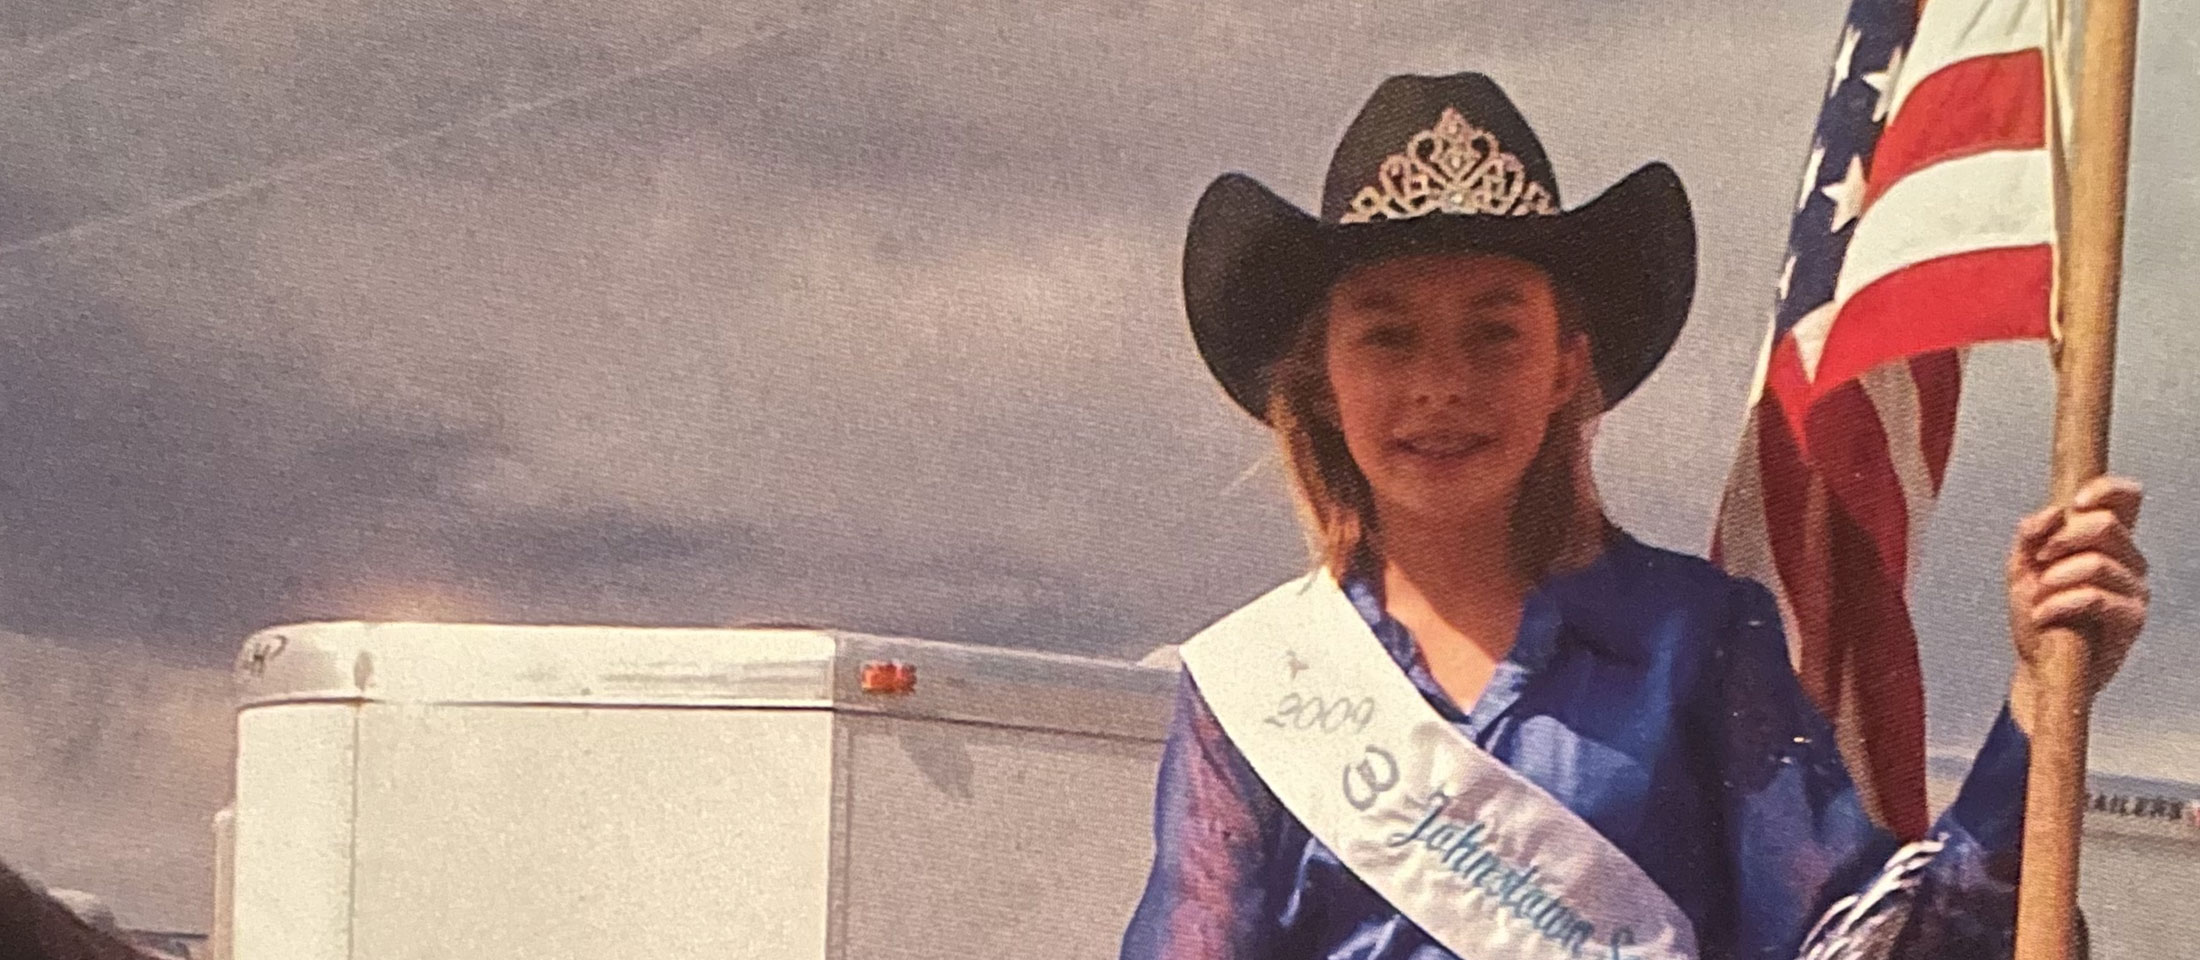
<box><xmin>218</xmin><ymin>622</ymin><xmax>1175</xmax><ymax>960</ymax></box>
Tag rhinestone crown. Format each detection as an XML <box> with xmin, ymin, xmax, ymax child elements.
<box><xmin>1340</xmin><ymin>107</ymin><xmax>1558</xmax><ymax>223</ymax></box>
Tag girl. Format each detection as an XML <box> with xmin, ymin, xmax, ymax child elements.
<box><xmin>1120</xmin><ymin>73</ymin><xmax>2149</xmax><ymax>960</ymax></box>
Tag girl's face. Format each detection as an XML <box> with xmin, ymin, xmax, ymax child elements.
<box><xmin>1322</xmin><ymin>252</ymin><xmax>1588</xmax><ymax>529</ymax></box>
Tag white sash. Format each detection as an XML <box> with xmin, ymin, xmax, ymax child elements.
<box><xmin>1178</xmin><ymin>570</ymin><xmax>1698</xmax><ymax>960</ymax></box>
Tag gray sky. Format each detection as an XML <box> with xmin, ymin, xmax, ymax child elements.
<box><xmin>2</xmin><ymin>0</ymin><xmax>2195</xmax><ymax>931</ymax></box>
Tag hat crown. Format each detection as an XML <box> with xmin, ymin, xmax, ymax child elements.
<box><xmin>1319</xmin><ymin>74</ymin><xmax>1561</xmax><ymax>224</ymax></box>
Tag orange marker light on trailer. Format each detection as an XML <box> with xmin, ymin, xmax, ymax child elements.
<box><xmin>860</xmin><ymin>660</ymin><xmax>916</xmax><ymax>694</ymax></box>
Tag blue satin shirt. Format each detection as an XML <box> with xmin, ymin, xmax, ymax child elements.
<box><xmin>1119</xmin><ymin>533</ymin><xmax>2030</xmax><ymax>960</ymax></box>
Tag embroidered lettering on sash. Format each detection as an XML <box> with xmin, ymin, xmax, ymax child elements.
<box><xmin>1386</xmin><ymin>788</ymin><xmax>1601</xmax><ymax>954</ymax></box>
<box><xmin>1264</xmin><ymin>691</ymin><xmax>1377</xmax><ymax>735</ymax></box>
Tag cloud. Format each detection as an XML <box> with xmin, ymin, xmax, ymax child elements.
<box><xmin>2</xmin><ymin>0</ymin><xmax>2196</xmax><ymax>752</ymax></box>
<box><xmin>0</xmin><ymin>0</ymin><xmax>128</xmax><ymax>50</ymax></box>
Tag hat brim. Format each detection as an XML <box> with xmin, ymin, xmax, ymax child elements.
<box><xmin>1184</xmin><ymin>162</ymin><xmax>1697</xmax><ymax>422</ymax></box>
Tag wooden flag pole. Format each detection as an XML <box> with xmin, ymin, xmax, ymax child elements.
<box><xmin>2013</xmin><ymin>0</ymin><xmax>2140</xmax><ymax>957</ymax></box>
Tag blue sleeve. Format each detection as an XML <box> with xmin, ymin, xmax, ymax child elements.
<box><xmin>1887</xmin><ymin>707</ymin><xmax>2031</xmax><ymax>960</ymax></box>
<box><xmin>1709</xmin><ymin>578</ymin><xmax>2029</xmax><ymax>960</ymax></box>
<box><xmin>1119</xmin><ymin>669</ymin><xmax>1285</xmax><ymax>960</ymax></box>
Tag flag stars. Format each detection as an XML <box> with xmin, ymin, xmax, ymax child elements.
<box><xmin>1798</xmin><ymin>143</ymin><xmax>1827</xmax><ymax>211</ymax></box>
<box><xmin>1821</xmin><ymin>155</ymin><xmax>1868</xmax><ymax>232</ymax></box>
<box><xmin>1862</xmin><ymin>46</ymin><xmax>1906</xmax><ymax>122</ymax></box>
<box><xmin>1828</xmin><ymin>25</ymin><xmax>1862</xmax><ymax>98</ymax></box>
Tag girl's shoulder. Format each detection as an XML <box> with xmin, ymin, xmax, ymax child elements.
<box><xmin>1580</xmin><ymin>532</ymin><xmax>1770</xmax><ymax>608</ymax></box>
<box><xmin>1553</xmin><ymin>533</ymin><xmax>1785</xmax><ymax>662</ymax></box>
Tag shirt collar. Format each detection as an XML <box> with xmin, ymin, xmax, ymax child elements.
<box><xmin>1338</xmin><ymin>530</ymin><xmax>1651</xmax><ymax>673</ymax></box>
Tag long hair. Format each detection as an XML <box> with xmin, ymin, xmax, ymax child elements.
<box><xmin>1265</xmin><ymin>277</ymin><xmax>1613</xmax><ymax>582</ymax></box>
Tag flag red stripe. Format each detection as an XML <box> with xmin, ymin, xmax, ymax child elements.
<box><xmin>1807</xmin><ymin>382</ymin><xmax>1916</xmax><ymax>587</ymax></box>
<box><xmin>1754</xmin><ymin>408</ymin><xmax>1832</xmax><ymax>688</ymax></box>
<box><xmin>1822</xmin><ymin>502</ymin><xmax>1931</xmax><ymax>839</ymax></box>
<box><xmin>1809</xmin><ymin>244</ymin><xmax>2052</xmax><ymax>397</ymax></box>
<box><xmin>1765</xmin><ymin>338</ymin><xmax>1818</xmax><ymax>461</ymax></box>
<box><xmin>1912</xmin><ymin>351</ymin><xmax>1963</xmax><ymax>489</ymax></box>
<box><xmin>1865</xmin><ymin>48</ymin><xmax>2047</xmax><ymax>207</ymax></box>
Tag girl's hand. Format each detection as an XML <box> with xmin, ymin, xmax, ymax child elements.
<box><xmin>2006</xmin><ymin>475</ymin><xmax>2149</xmax><ymax>734</ymax></box>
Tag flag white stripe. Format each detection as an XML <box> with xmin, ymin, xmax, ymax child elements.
<box><xmin>1792</xmin><ymin>301</ymin><xmax>1842</xmax><ymax>382</ymax></box>
<box><xmin>1746</xmin><ymin>310</ymin><xmax>1780</xmax><ymax>406</ymax></box>
<box><xmin>1856</xmin><ymin>362</ymin><xmax>1938</xmax><ymax>585</ymax></box>
<box><xmin>1836</xmin><ymin>148</ymin><xmax>2053</xmax><ymax>303</ymax></box>
<box><xmin>1887</xmin><ymin>0</ymin><xmax>2050</xmax><ymax>124</ymax></box>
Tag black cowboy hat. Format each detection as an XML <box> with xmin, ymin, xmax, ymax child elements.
<box><xmin>1185</xmin><ymin>72</ymin><xmax>1697</xmax><ymax>422</ymax></box>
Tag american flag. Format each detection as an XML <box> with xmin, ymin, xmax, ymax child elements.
<box><xmin>1711</xmin><ymin>0</ymin><xmax>2062</xmax><ymax>840</ymax></box>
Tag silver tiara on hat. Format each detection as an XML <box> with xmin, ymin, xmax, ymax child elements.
<box><xmin>1339</xmin><ymin>107</ymin><xmax>1559</xmax><ymax>223</ymax></box>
